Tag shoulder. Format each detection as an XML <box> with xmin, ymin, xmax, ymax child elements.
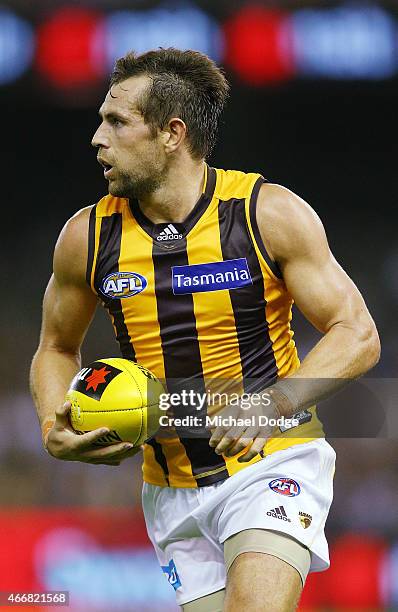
<box><xmin>53</xmin><ymin>205</ymin><xmax>94</xmax><ymax>287</ymax></box>
<box><xmin>256</xmin><ymin>183</ymin><xmax>328</xmax><ymax>264</ymax></box>
<box><xmin>214</xmin><ymin>167</ymin><xmax>263</xmax><ymax>201</ymax></box>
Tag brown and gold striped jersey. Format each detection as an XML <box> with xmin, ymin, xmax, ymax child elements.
<box><xmin>86</xmin><ymin>166</ymin><xmax>324</xmax><ymax>488</ymax></box>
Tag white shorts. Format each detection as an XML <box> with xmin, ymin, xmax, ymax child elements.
<box><xmin>142</xmin><ymin>439</ymin><xmax>336</xmax><ymax>607</ymax></box>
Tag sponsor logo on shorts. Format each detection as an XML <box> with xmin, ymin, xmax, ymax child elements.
<box><xmin>172</xmin><ymin>258</ymin><xmax>252</xmax><ymax>295</ymax></box>
<box><xmin>299</xmin><ymin>511</ymin><xmax>312</xmax><ymax>529</ymax></box>
<box><xmin>266</xmin><ymin>505</ymin><xmax>291</xmax><ymax>522</ymax></box>
<box><xmin>269</xmin><ymin>478</ymin><xmax>301</xmax><ymax>497</ymax></box>
<box><xmin>101</xmin><ymin>271</ymin><xmax>147</xmax><ymax>299</ymax></box>
<box><xmin>161</xmin><ymin>559</ymin><xmax>181</xmax><ymax>590</ymax></box>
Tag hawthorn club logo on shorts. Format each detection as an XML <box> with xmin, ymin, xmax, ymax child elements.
<box><xmin>269</xmin><ymin>478</ymin><xmax>301</xmax><ymax>497</ymax></box>
<box><xmin>299</xmin><ymin>511</ymin><xmax>313</xmax><ymax>529</ymax></box>
<box><xmin>70</xmin><ymin>362</ymin><xmax>122</xmax><ymax>400</ymax></box>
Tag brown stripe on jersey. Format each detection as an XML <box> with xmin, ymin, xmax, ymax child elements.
<box><xmin>218</xmin><ymin>197</ymin><xmax>278</xmax><ymax>392</ymax></box>
<box><xmin>152</xmin><ymin>238</ymin><xmax>228</xmax><ymax>486</ymax></box>
<box><xmin>94</xmin><ymin>213</ymin><xmax>135</xmax><ymax>361</ymax></box>
<box><xmin>86</xmin><ymin>205</ymin><xmax>96</xmax><ymax>286</ymax></box>
<box><xmin>249</xmin><ymin>177</ymin><xmax>282</xmax><ymax>279</ymax></box>
<box><xmin>146</xmin><ymin>439</ymin><xmax>169</xmax><ymax>486</ymax></box>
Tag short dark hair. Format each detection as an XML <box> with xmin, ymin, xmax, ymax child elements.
<box><xmin>110</xmin><ymin>48</ymin><xmax>229</xmax><ymax>159</ymax></box>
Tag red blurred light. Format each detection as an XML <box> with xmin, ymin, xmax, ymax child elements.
<box><xmin>224</xmin><ymin>6</ymin><xmax>294</xmax><ymax>85</ymax></box>
<box><xmin>0</xmin><ymin>508</ymin><xmax>149</xmax><ymax>590</ymax></box>
<box><xmin>325</xmin><ymin>534</ymin><xmax>387</xmax><ymax>608</ymax></box>
<box><xmin>36</xmin><ymin>7</ymin><xmax>104</xmax><ymax>89</ymax></box>
<box><xmin>299</xmin><ymin>533</ymin><xmax>387</xmax><ymax>609</ymax></box>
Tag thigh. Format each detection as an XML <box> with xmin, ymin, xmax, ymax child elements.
<box><xmin>224</xmin><ymin>528</ymin><xmax>311</xmax><ymax>585</ymax></box>
<box><xmin>225</xmin><ymin>550</ymin><xmax>302</xmax><ymax>612</ymax></box>
<box><xmin>182</xmin><ymin>589</ymin><xmax>225</xmax><ymax>612</ymax></box>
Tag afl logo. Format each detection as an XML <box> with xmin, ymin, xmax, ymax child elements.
<box><xmin>101</xmin><ymin>271</ymin><xmax>147</xmax><ymax>299</ymax></box>
<box><xmin>269</xmin><ymin>478</ymin><xmax>301</xmax><ymax>497</ymax></box>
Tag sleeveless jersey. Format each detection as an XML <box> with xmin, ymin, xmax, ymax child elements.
<box><xmin>86</xmin><ymin>166</ymin><xmax>324</xmax><ymax>488</ymax></box>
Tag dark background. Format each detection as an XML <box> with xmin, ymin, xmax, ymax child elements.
<box><xmin>1</xmin><ymin>1</ymin><xmax>398</xmax><ymax>609</ymax></box>
<box><xmin>5</xmin><ymin>80</ymin><xmax>396</xmax><ymax>389</ymax></box>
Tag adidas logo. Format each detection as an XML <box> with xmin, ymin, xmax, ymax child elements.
<box><xmin>266</xmin><ymin>506</ymin><xmax>291</xmax><ymax>522</ymax></box>
<box><xmin>156</xmin><ymin>224</ymin><xmax>183</xmax><ymax>241</ymax></box>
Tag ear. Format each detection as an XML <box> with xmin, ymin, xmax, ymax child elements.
<box><xmin>161</xmin><ymin>118</ymin><xmax>187</xmax><ymax>153</ymax></box>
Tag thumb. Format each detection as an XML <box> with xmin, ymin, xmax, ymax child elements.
<box><xmin>55</xmin><ymin>401</ymin><xmax>72</xmax><ymax>429</ymax></box>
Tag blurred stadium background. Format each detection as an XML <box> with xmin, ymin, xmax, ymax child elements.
<box><xmin>1</xmin><ymin>0</ymin><xmax>398</xmax><ymax>609</ymax></box>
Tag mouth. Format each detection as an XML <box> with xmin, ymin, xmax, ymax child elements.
<box><xmin>98</xmin><ymin>157</ymin><xmax>115</xmax><ymax>178</ymax></box>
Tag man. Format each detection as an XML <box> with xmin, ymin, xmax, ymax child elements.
<box><xmin>30</xmin><ymin>49</ymin><xmax>380</xmax><ymax>611</ymax></box>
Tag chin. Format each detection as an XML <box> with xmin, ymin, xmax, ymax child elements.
<box><xmin>108</xmin><ymin>181</ymin><xmax>127</xmax><ymax>198</ymax></box>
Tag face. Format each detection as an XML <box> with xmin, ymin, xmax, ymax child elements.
<box><xmin>92</xmin><ymin>75</ymin><xmax>167</xmax><ymax>199</ymax></box>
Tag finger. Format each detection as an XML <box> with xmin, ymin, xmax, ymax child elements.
<box><xmin>209</xmin><ymin>405</ymin><xmax>241</xmax><ymax>447</ymax></box>
<box><xmin>238</xmin><ymin>437</ymin><xmax>268</xmax><ymax>463</ymax></box>
<box><xmin>224</xmin><ymin>427</ymin><xmax>259</xmax><ymax>457</ymax></box>
<box><xmin>72</xmin><ymin>427</ymin><xmax>111</xmax><ymax>450</ymax></box>
<box><xmin>114</xmin><ymin>446</ymin><xmax>142</xmax><ymax>459</ymax></box>
<box><xmin>214</xmin><ymin>427</ymin><xmax>245</xmax><ymax>455</ymax></box>
<box><xmin>79</xmin><ymin>442</ymin><xmax>136</xmax><ymax>460</ymax></box>
<box><xmin>88</xmin><ymin>460</ymin><xmax>121</xmax><ymax>466</ymax></box>
<box><xmin>209</xmin><ymin>426</ymin><xmax>227</xmax><ymax>448</ymax></box>
<box><xmin>87</xmin><ymin>445</ymin><xmax>141</xmax><ymax>464</ymax></box>
<box><xmin>95</xmin><ymin>446</ymin><xmax>141</xmax><ymax>462</ymax></box>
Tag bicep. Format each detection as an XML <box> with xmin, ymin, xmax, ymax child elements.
<box><xmin>282</xmin><ymin>247</ymin><xmax>369</xmax><ymax>334</ymax></box>
<box><xmin>39</xmin><ymin>206</ymin><xmax>98</xmax><ymax>354</ymax></box>
<box><xmin>40</xmin><ymin>274</ymin><xmax>97</xmax><ymax>354</ymax></box>
<box><xmin>40</xmin><ymin>274</ymin><xmax>98</xmax><ymax>354</ymax></box>
<box><xmin>258</xmin><ymin>183</ymin><xmax>371</xmax><ymax>334</ymax></box>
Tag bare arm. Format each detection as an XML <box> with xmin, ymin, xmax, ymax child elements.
<box><xmin>258</xmin><ymin>183</ymin><xmax>380</xmax><ymax>414</ymax></box>
<box><xmin>210</xmin><ymin>183</ymin><xmax>380</xmax><ymax>460</ymax></box>
<box><xmin>30</xmin><ymin>207</ymin><xmax>138</xmax><ymax>465</ymax></box>
<box><xmin>31</xmin><ymin>207</ymin><xmax>97</xmax><ymax>429</ymax></box>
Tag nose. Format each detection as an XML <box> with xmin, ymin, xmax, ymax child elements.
<box><xmin>91</xmin><ymin>123</ymin><xmax>109</xmax><ymax>149</ymax></box>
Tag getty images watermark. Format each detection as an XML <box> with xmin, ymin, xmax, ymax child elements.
<box><xmin>157</xmin><ymin>389</ymin><xmax>300</xmax><ymax>430</ymax></box>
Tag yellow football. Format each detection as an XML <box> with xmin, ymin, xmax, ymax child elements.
<box><xmin>65</xmin><ymin>358</ymin><xmax>164</xmax><ymax>446</ymax></box>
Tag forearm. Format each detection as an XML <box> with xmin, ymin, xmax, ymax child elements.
<box><xmin>30</xmin><ymin>346</ymin><xmax>81</xmax><ymax>431</ymax></box>
<box><xmin>269</xmin><ymin>322</ymin><xmax>380</xmax><ymax>417</ymax></box>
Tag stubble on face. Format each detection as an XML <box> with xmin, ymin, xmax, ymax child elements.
<box><xmin>108</xmin><ymin>156</ymin><xmax>167</xmax><ymax>201</ymax></box>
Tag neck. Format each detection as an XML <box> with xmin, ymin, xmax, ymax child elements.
<box><xmin>137</xmin><ymin>158</ymin><xmax>206</xmax><ymax>224</ymax></box>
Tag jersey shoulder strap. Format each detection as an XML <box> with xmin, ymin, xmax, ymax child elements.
<box><xmin>85</xmin><ymin>194</ymin><xmax>127</xmax><ymax>291</ymax></box>
<box><xmin>95</xmin><ymin>194</ymin><xmax>127</xmax><ymax>217</ymax></box>
<box><xmin>214</xmin><ymin>168</ymin><xmax>264</xmax><ymax>202</ymax></box>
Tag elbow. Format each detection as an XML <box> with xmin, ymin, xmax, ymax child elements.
<box><xmin>358</xmin><ymin>320</ymin><xmax>381</xmax><ymax>372</ymax></box>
